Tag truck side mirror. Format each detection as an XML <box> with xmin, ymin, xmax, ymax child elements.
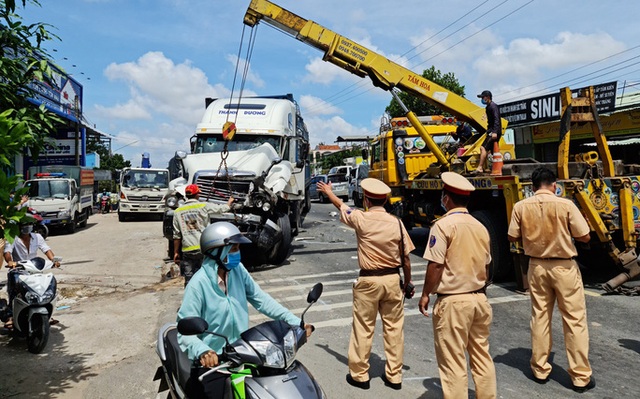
<box><xmin>301</xmin><ymin>143</ymin><xmax>310</xmax><ymax>160</ymax></box>
<box><xmin>361</xmin><ymin>149</ymin><xmax>369</xmax><ymax>160</ymax></box>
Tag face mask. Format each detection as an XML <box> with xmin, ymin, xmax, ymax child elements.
<box><xmin>481</xmin><ymin>98</ymin><xmax>488</xmax><ymax>105</ymax></box>
<box><xmin>20</xmin><ymin>225</ymin><xmax>33</xmax><ymax>235</ymax></box>
<box><xmin>225</xmin><ymin>251</ymin><xmax>241</xmax><ymax>270</ymax></box>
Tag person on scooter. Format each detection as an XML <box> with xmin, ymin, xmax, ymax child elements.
<box><xmin>177</xmin><ymin>221</ymin><xmax>314</xmax><ymax>398</ymax></box>
<box><xmin>3</xmin><ymin>218</ymin><xmax>60</xmax><ymax>330</ymax></box>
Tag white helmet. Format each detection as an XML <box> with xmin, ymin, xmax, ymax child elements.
<box><xmin>200</xmin><ymin>222</ymin><xmax>251</xmax><ymax>258</ymax></box>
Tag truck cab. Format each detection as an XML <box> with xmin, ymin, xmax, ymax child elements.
<box><xmin>24</xmin><ymin>166</ymin><xmax>94</xmax><ymax>234</ymax></box>
<box><xmin>118</xmin><ymin>167</ymin><xmax>170</xmax><ymax>221</ymax></box>
<box><xmin>165</xmin><ymin>94</ymin><xmax>311</xmax><ymax>264</ymax></box>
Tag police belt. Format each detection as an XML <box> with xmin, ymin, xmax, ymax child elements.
<box><xmin>359</xmin><ymin>267</ymin><xmax>400</xmax><ymax>277</ymax></box>
<box><xmin>530</xmin><ymin>256</ymin><xmax>576</xmax><ymax>261</ymax></box>
<box><xmin>437</xmin><ymin>287</ymin><xmax>486</xmax><ymax>299</ymax></box>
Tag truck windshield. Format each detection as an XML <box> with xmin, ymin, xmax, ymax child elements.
<box><xmin>122</xmin><ymin>170</ymin><xmax>169</xmax><ymax>189</ymax></box>
<box><xmin>194</xmin><ymin>134</ymin><xmax>282</xmax><ymax>154</ymax></box>
<box><xmin>26</xmin><ymin>180</ymin><xmax>70</xmax><ymax>199</ymax></box>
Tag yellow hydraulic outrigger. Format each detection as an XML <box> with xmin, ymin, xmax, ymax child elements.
<box><xmin>243</xmin><ymin>0</ymin><xmax>508</xmax><ymax>172</ymax></box>
<box><xmin>557</xmin><ymin>86</ymin><xmax>640</xmax><ymax>290</ymax></box>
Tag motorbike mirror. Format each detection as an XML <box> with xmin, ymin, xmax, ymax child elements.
<box><xmin>306</xmin><ymin>283</ymin><xmax>323</xmax><ymax>304</ymax></box>
<box><xmin>300</xmin><ymin>283</ymin><xmax>323</xmax><ymax>325</ymax></box>
<box><xmin>177</xmin><ymin>317</ymin><xmax>209</xmax><ymax>336</ymax></box>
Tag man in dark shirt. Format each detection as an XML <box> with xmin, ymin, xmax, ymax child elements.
<box><xmin>453</xmin><ymin>121</ymin><xmax>473</xmax><ymax>142</ymax></box>
<box><xmin>475</xmin><ymin>90</ymin><xmax>502</xmax><ymax>174</ymax></box>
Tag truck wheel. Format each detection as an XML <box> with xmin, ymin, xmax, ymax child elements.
<box><xmin>66</xmin><ymin>213</ymin><xmax>78</xmax><ymax>234</ymax></box>
<box><xmin>79</xmin><ymin>208</ymin><xmax>89</xmax><ymax>228</ymax></box>
<box><xmin>471</xmin><ymin>210</ymin><xmax>513</xmax><ymax>282</ymax></box>
<box><xmin>267</xmin><ymin>214</ymin><xmax>292</xmax><ymax>265</ymax></box>
<box><xmin>34</xmin><ymin>224</ymin><xmax>49</xmax><ymax>240</ymax></box>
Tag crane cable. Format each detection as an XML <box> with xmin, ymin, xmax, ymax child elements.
<box><xmin>208</xmin><ymin>24</ymin><xmax>259</xmax><ymax>221</ymax></box>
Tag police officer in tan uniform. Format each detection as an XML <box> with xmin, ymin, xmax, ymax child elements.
<box><xmin>317</xmin><ymin>177</ymin><xmax>415</xmax><ymax>391</ymax></box>
<box><xmin>419</xmin><ymin>172</ymin><xmax>496</xmax><ymax>399</ymax></box>
<box><xmin>508</xmin><ymin>166</ymin><xmax>595</xmax><ymax>393</ymax></box>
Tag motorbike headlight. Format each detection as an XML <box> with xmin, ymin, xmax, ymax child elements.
<box><xmin>41</xmin><ymin>286</ymin><xmax>56</xmax><ymax>303</ymax></box>
<box><xmin>254</xmin><ymin>197</ymin><xmax>263</xmax><ymax>208</ymax></box>
<box><xmin>165</xmin><ymin>195</ymin><xmax>178</xmax><ymax>208</ymax></box>
<box><xmin>283</xmin><ymin>329</ymin><xmax>297</xmax><ymax>366</ymax></box>
<box><xmin>58</xmin><ymin>210</ymin><xmax>71</xmax><ymax>218</ymax></box>
<box><xmin>251</xmin><ymin>340</ymin><xmax>285</xmax><ymax>369</ymax></box>
<box><xmin>262</xmin><ymin>202</ymin><xmax>271</xmax><ymax>212</ymax></box>
<box><xmin>25</xmin><ymin>291</ymin><xmax>40</xmax><ymax>304</ymax></box>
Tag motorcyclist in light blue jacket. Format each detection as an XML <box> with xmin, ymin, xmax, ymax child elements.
<box><xmin>177</xmin><ymin>221</ymin><xmax>313</xmax><ymax>397</ymax></box>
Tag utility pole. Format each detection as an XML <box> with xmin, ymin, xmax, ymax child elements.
<box><xmin>74</xmin><ymin>95</ymin><xmax>80</xmax><ymax>166</ymax></box>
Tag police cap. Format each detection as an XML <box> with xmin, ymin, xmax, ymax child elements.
<box><xmin>441</xmin><ymin>172</ymin><xmax>475</xmax><ymax>196</ymax></box>
<box><xmin>360</xmin><ymin>178</ymin><xmax>391</xmax><ymax>199</ymax></box>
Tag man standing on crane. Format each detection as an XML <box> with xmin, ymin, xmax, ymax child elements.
<box><xmin>475</xmin><ymin>90</ymin><xmax>502</xmax><ymax>174</ymax></box>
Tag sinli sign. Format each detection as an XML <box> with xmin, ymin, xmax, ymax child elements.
<box><xmin>530</xmin><ymin>96</ymin><xmax>559</xmax><ymax>120</ymax></box>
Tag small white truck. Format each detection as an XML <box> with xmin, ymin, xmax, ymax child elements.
<box><xmin>25</xmin><ymin>165</ymin><xmax>94</xmax><ymax>234</ymax></box>
<box><xmin>118</xmin><ymin>167</ymin><xmax>170</xmax><ymax>221</ymax></box>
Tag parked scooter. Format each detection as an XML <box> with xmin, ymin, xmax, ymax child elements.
<box><xmin>101</xmin><ymin>193</ymin><xmax>111</xmax><ymax>214</ymax></box>
<box><xmin>0</xmin><ymin>257</ymin><xmax>59</xmax><ymax>353</ymax></box>
<box><xmin>155</xmin><ymin>283</ymin><xmax>325</xmax><ymax>399</ymax></box>
<box><xmin>26</xmin><ymin>207</ymin><xmax>49</xmax><ymax>239</ymax></box>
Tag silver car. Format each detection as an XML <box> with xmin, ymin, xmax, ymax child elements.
<box><xmin>328</xmin><ymin>173</ymin><xmax>349</xmax><ymax>202</ymax></box>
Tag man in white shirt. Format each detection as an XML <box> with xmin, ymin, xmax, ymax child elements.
<box><xmin>3</xmin><ymin>221</ymin><xmax>60</xmax><ymax>329</ymax></box>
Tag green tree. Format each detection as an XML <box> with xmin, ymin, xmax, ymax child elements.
<box><xmin>321</xmin><ymin>147</ymin><xmax>362</xmax><ymax>171</ymax></box>
<box><xmin>1</xmin><ymin>0</ymin><xmax>61</xmax><ymax>242</ymax></box>
<box><xmin>385</xmin><ymin>66</ymin><xmax>466</xmax><ymax>118</ymax></box>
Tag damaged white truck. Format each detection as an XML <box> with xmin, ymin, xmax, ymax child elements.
<box><xmin>163</xmin><ymin>94</ymin><xmax>311</xmax><ymax>264</ymax></box>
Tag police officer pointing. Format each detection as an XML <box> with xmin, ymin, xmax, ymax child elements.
<box><xmin>317</xmin><ymin>177</ymin><xmax>415</xmax><ymax>391</ymax></box>
<box><xmin>419</xmin><ymin>172</ymin><xmax>496</xmax><ymax>399</ymax></box>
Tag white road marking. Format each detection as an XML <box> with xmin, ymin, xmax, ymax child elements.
<box><xmin>308</xmin><ymin>294</ymin><xmax>532</xmax><ymax>329</ymax></box>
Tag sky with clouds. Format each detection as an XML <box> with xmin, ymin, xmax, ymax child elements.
<box><xmin>20</xmin><ymin>0</ymin><xmax>640</xmax><ymax>168</ymax></box>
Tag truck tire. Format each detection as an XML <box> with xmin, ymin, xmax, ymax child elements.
<box><xmin>267</xmin><ymin>214</ymin><xmax>292</xmax><ymax>265</ymax></box>
<box><xmin>471</xmin><ymin>210</ymin><xmax>513</xmax><ymax>282</ymax></box>
<box><xmin>66</xmin><ymin>212</ymin><xmax>78</xmax><ymax>234</ymax></box>
<box><xmin>34</xmin><ymin>224</ymin><xmax>49</xmax><ymax>240</ymax></box>
<box><xmin>353</xmin><ymin>192</ymin><xmax>362</xmax><ymax>208</ymax></box>
<box><xmin>79</xmin><ymin>208</ymin><xmax>89</xmax><ymax>228</ymax></box>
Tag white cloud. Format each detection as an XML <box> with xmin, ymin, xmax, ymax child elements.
<box><xmin>473</xmin><ymin>31</ymin><xmax>627</xmax><ymax>102</ymax></box>
<box><xmin>304</xmin><ymin>57</ymin><xmax>351</xmax><ymax>85</ymax></box>
<box><xmin>94</xmin><ymin>99</ymin><xmax>151</xmax><ymax>120</ymax></box>
<box><xmin>299</xmin><ymin>95</ymin><xmax>342</xmax><ymax>116</ymax></box>
<box><xmin>225</xmin><ymin>54</ymin><xmax>265</xmax><ymax>88</ymax></box>
<box><xmin>102</xmin><ymin>51</ymin><xmax>232</xmax><ymax>125</ymax></box>
<box><xmin>305</xmin><ymin>115</ymin><xmax>371</xmax><ymax>147</ymax></box>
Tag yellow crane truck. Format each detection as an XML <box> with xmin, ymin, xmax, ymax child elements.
<box><xmin>243</xmin><ymin>0</ymin><xmax>640</xmax><ymax>290</ymax></box>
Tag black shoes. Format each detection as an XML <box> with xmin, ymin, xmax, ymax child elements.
<box><xmin>532</xmin><ymin>375</ymin><xmax>549</xmax><ymax>384</ymax></box>
<box><xmin>346</xmin><ymin>374</ymin><xmax>370</xmax><ymax>390</ymax></box>
<box><xmin>572</xmin><ymin>377</ymin><xmax>596</xmax><ymax>393</ymax></box>
<box><xmin>381</xmin><ymin>374</ymin><xmax>402</xmax><ymax>390</ymax></box>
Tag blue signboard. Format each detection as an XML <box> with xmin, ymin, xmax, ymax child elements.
<box><xmin>28</xmin><ymin>63</ymin><xmax>83</xmax><ymax>122</ymax></box>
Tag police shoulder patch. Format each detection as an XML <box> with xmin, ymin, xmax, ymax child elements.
<box><xmin>429</xmin><ymin>235</ymin><xmax>437</xmax><ymax>248</ymax></box>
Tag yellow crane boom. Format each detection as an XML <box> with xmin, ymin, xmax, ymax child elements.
<box><xmin>243</xmin><ymin>0</ymin><xmax>508</xmax><ymax>169</ymax></box>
